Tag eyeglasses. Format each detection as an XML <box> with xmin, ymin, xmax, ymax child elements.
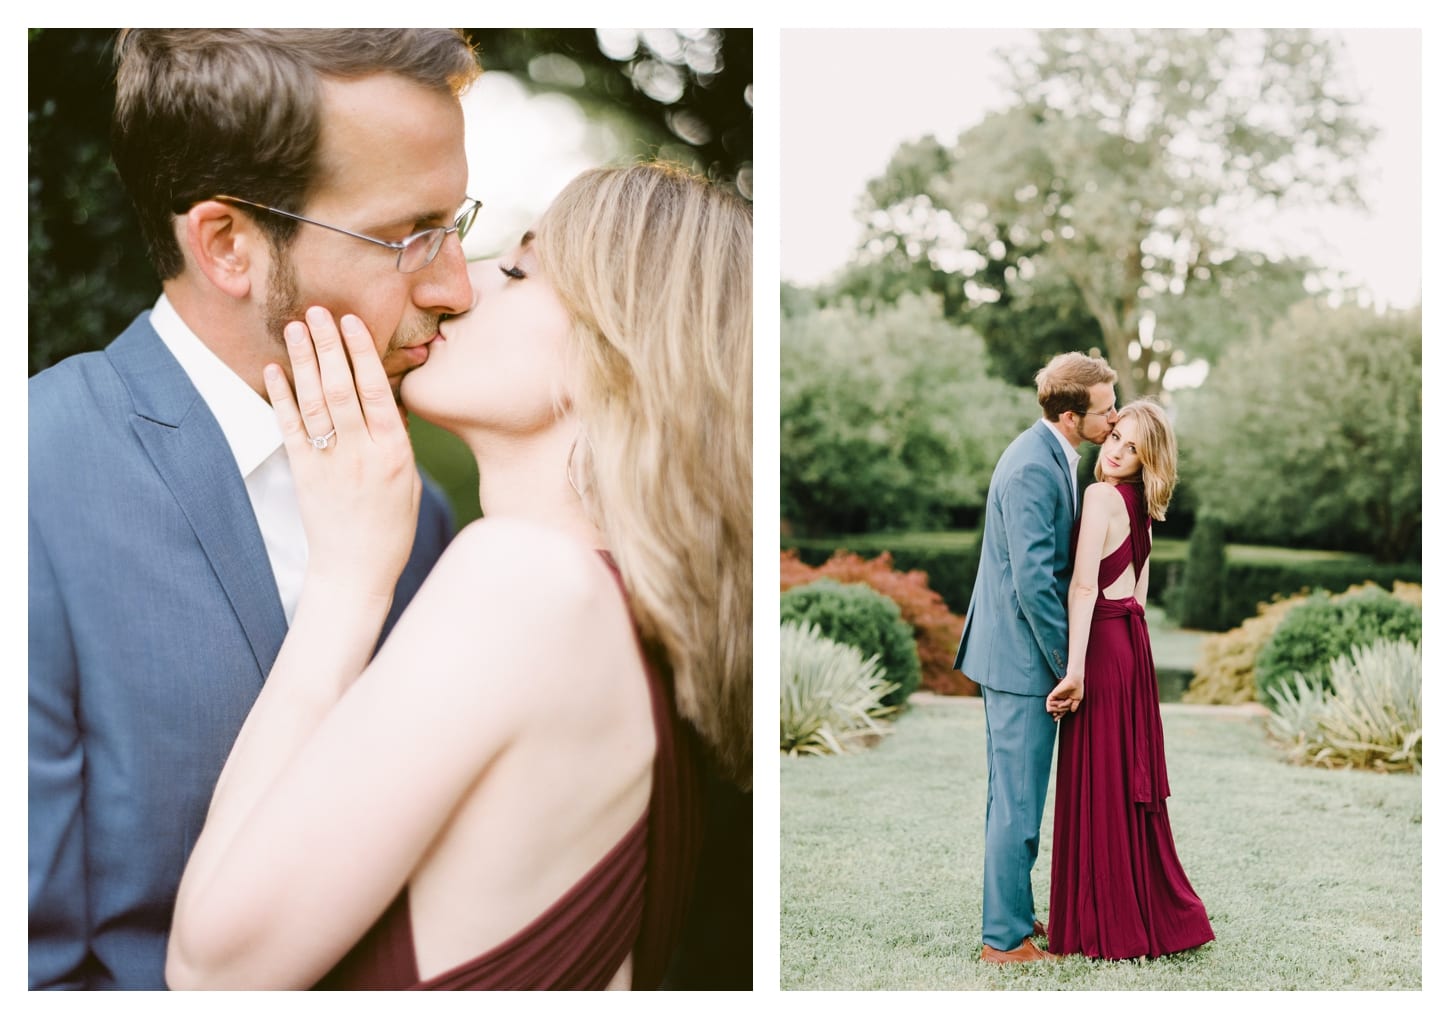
<box><xmin>213</xmin><ymin>195</ymin><xmax>482</xmax><ymax>273</ymax></box>
<box><xmin>1080</xmin><ymin>405</ymin><xmax>1117</xmax><ymax>419</ymax></box>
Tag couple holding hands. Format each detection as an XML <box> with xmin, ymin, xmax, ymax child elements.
<box><xmin>959</xmin><ymin>352</ymin><xmax>1215</xmax><ymax>964</ymax></box>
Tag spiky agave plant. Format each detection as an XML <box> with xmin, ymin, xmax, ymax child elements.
<box><xmin>780</xmin><ymin>621</ymin><xmax>899</xmax><ymax>756</ymax></box>
<box><xmin>1266</xmin><ymin>638</ymin><xmax>1421</xmax><ymax>773</ymax></box>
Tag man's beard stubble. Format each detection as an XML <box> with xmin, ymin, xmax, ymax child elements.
<box><xmin>262</xmin><ymin>250</ymin><xmax>438</xmax><ymax>375</ymax></box>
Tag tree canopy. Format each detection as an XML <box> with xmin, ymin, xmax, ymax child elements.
<box><xmin>781</xmin><ymin>292</ymin><xmax>1037</xmax><ymax>535</ymax></box>
<box><xmin>1176</xmin><ymin>300</ymin><xmax>1420</xmax><ymax>562</ymax></box>
<box><xmin>847</xmin><ymin>29</ymin><xmax>1374</xmax><ymax>398</ymax></box>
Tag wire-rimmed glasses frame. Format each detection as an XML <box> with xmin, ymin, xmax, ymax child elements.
<box><xmin>213</xmin><ymin>195</ymin><xmax>482</xmax><ymax>273</ymax></box>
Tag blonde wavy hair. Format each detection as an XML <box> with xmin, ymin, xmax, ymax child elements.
<box><xmin>1096</xmin><ymin>398</ymin><xmax>1178</xmax><ymax>521</ymax></box>
<box><xmin>533</xmin><ymin>163</ymin><xmax>753</xmax><ymax>789</ymax></box>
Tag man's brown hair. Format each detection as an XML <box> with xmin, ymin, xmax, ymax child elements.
<box><xmin>111</xmin><ymin>29</ymin><xmax>479</xmax><ymax>280</ymax></box>
<box><xmin>1034</xmin><ymin>351</ymin><xmax>1118</xmax><ymax>420</ymax></box>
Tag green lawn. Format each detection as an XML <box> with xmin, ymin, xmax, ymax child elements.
<box><xmin>780</xmin><ymin>699</ymin><xmax>1421</xmax><ymax>990</ymax></box>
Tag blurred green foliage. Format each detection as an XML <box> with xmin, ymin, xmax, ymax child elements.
<box><xmin>780</xmin><ymin>292</ymin><xmax>1037</xmax><ymax>535</ymax></box>
<box><xmin>466</xmin><ymin>29</ymin><xmax>751</xmax><ymax>199</ymax></box>
<box><xmin>1177</xmin><ymin>300</ymin><xmax>1421</xmax><ymax>562</ymax></box>
<box><xmin>1176</xmin><ymin>517</ymin><xmax>1227</xmax><ymax>630</ymax></box>
<box><xmin>29</xmin><ymin>29</ymin><xmax>157</xmax><ymax>374</ymax></box>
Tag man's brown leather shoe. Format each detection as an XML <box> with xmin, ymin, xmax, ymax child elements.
<box><xmin>980</xmin><ymin>937</ymin><xmax>1057</xmax><ymax>964</ymax></box>
<box><xmin>1032</xmin><ymin>919</ymin><xmax>1049</xmax><ymax>939</ymax></box>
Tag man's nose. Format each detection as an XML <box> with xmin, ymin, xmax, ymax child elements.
<box><xmin>415</xmin><ymin>232</ymin><xmax>473</xmax><ymax>314</ymax></box>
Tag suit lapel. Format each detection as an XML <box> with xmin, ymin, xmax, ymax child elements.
<box><xmin>108</xmin><ymin>316</ymin><xmax>288</xmax><ymax>680</ymax></box>
<box><xmin>1033</xmin><ymin>420</ymin><xmax>1076</xmax><ymax>517</ymax></box>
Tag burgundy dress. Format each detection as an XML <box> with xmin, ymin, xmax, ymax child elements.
<box><xmin>314</xmin><ymin>553</ymin><xmax>703</xmax><ymax>990</ymax></box>
<box><xmin>1048</xmin><ymin>483</ymin><xmax>1213</xmax><ymax>960</ymax></box>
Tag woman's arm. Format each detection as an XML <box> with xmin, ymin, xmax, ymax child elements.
<box><xmin>165</xmin><ymin>311</ymin><xmax>619</xmax><ymax>990</ymax></box>
<box><xmin>166</xmin><ymin>519</ymin><xmax>605</xmax><ymax>988</ymax></box>
<box><xmin>1047</xmin><ymin>483</ymin><xmax>1117</xmax><ymax>719</ymax></box>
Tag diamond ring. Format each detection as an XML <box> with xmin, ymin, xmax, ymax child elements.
<box><xmin>308</xmin><ymin>428</ymin><xmax>337</xmax><ymax>450</ymax></box>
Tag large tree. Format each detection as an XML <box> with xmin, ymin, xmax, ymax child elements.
<box><xmin>1176</xmin><ymin>300</ymin><xmax>1420</xmax><ymax>562</ymax></box>
<box><xmin>851</xmin><ymin>29</ymin><xmax>1374</xmax><ymax>398</ymax></box>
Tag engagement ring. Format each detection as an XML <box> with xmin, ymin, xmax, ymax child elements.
<box><xmin>309</xmin><ymin>429</ymin><xmax>337</xmax><ymax>450</ymax></box>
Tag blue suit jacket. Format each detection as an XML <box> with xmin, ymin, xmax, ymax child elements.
<box><xmin>28</xmin><ymin>313</ymin><xmax>454</xmax><ymax>989</ymax></box>
<box><xmin>954</xmin><ymin>419</ymin><xmax>1076</xmax><ymax>696</ymax></box>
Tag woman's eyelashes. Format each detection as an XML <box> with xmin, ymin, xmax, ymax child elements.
<box><xmin>499</xmin><ymin>263</ymin><xmax>526</xmax><ymax>280</ymax></box>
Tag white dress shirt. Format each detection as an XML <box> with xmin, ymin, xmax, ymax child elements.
<box><xmin>151</xmin><ymin>294</ymin><xmax>308</xmax><ymax>623</ymax></box>
<box><xmin>1040</xmin><ymin>417</ymin><xmax>1082</xmax><ymax>514</ymax></box>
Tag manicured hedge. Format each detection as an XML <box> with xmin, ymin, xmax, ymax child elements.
<box><xmin>787</xmin><ymin>530</ymin><xmax>1419</xmax><ymax>633</ymax></box>
<box><xmin>786</xmin><ymin>533</ymin><xmax>982</xmax><ymax>617</ymax></box>
<box><xmin>1158</xmin><ymin>554</ymin><xmax>1422</xmax><ymax>632</ymax></box>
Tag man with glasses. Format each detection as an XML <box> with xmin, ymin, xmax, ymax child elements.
<box><xmin>29</xmin><ymin>30</ymin><xmax>479</xmax><ymax>989</ymax></box>
<box><xmin>953</xmin><ymin>351</ymin><xmax>1118</xmax><ymax>964</ymax></box>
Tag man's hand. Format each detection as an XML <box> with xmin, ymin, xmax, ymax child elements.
<box><xmin>1046</xmin><ymin>673</ymin><xmax>1084</xmax><ymax>721</ymax></box>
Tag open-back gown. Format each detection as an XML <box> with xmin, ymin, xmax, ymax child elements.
<box><xmin>1048</xmin><ymin>482</ymin><xmax>1213</xmax><ymax>960</ymax></box>
<box><xmin>314</xmin><ymin>552</ymin><xmax>703</xmax><ymax>989</ymax></box>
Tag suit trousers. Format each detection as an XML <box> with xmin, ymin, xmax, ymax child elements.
<box><xmin>980</xmin><ymin>684</ymin><xmax>1057</xmax><ymax>950</ymax></box>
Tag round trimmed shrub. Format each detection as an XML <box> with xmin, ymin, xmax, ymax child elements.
<box><xmin>1255</xmin><ymin>587</ymin><xmax>1421</xmax><ymax>702</ymax></box>
<box><xmin>780</xmin><ymin>578</ymin><xmax>921</xmax><ymax>707</ymax></box>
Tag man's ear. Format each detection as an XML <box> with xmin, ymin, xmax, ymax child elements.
<box><xmin>181</xmin><ymin>201</ymin><xmax>263</xmax><ymax>299</ymax></box>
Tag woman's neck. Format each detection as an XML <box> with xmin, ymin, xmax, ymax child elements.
<box><xmin>459</xmin><ymin>424</ymin><xmax>605</xmax><ymax>549</ymax></box>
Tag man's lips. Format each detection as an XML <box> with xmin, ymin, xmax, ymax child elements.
<box><xmin>393</xmin><ymin>336</ymin><xmax>438</xmax><ymax>369</ymax></box>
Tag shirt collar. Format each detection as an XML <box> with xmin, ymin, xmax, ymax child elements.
<box><xmin>150</xmin><ymin>293</ymin><xmax>283</xmax><ymax>477</ymax></box>
<box><xmin>1040</xmin><ymin>416</ymin><xmax>1082</xmax><ymax>470</ymax></box>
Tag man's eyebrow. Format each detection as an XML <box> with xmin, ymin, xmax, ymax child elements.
<box><xmin>367</xmin><ymin>207</ymin><xmax>453</xmax><ymax>235</ymax></box>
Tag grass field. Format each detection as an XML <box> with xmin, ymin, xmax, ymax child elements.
<box><xmin>780</xmin><ymin>698</ymin><xmax>1421</xmax><ymax>990</ymax></box>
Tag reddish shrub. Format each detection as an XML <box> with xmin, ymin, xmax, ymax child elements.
<box><xmin>780</xmin><ymin>549</ymin><xmax>978</xmax><ymax>696</ymax></box>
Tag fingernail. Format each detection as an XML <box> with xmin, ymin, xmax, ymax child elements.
<box><xmin>263</xmin><ymin>364</ymin><xmax>281</xmax><ymax>381</ymax></box>
<box><xmin>340</xmin><ymin>314</ymin><xmax>362</xmax><ymax>333</ymax></box>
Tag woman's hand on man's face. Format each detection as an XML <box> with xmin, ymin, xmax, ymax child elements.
<box><xmin>264</xmin><ymin>307</ymin><xmax>421</xmax><ymax>601</ymax></box>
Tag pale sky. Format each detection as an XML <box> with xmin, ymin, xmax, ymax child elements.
<box><xmin>781</xmin><ymin>28</ymin><xmax>1422</xmax><ymax>311</ymax></box>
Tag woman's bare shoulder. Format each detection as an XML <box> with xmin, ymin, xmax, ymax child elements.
<box><xmin>1083</xmin><ymin>481</ymin><xmax>1129</xmax><ymax>512</ymax></box>
<box><xmin>371</xmin><ymin>519</ymin><xmax>621</xmax><ymax>707</ymax></box>
<box><xmin>436</xmin><ymin>518</ymin><xmax>607</xmax><ymax>593</ymax></box>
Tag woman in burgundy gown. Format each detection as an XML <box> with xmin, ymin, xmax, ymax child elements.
<box><xmin>162</xmin><ymin>163</ymin><xmax>752</xmax><ymax>989</ymax></box>
<box><xmin>1045</xmin><ymin>399</ymin><xmax>1214</xmax><ymax>960</ymax></box>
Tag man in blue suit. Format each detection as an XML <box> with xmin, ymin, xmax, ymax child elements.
<box><xmin>954</xmin><ymin>352</ymin><xmax>1118</xmax><ymax>963</ymax></box>
<box><xmin>29</xmin><ymin>30</ymin><xmax>481</xmax><ymax>989</ymax></box>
